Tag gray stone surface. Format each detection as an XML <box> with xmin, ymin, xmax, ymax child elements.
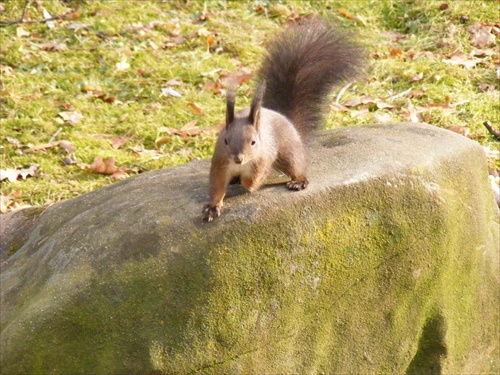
<box><xmin>1</xmin><ymin>123</ymin><xmax>498</xmax><ymax>374</ymax></box>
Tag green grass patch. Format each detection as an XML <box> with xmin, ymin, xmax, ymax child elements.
<box><xmin>1</xmin><ymin>0</ymin><xmax>498</xmax><ymax>209</ymax></box>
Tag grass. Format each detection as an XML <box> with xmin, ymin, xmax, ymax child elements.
<box><xmin>1</xmin><ymin>0</ymin><xmax>498</xmax><ymax>210</ymax></box>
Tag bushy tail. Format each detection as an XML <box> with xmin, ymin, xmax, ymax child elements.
<box><xmin>257</xmin><ymin>17</ymin><xmax>365</xmax><ymax>135</ymax></box>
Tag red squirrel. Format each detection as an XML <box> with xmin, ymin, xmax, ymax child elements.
<box><xmin>203</xmin><ymin>17</ymin><xmax>365</xmax><ymax>222</ymax></box>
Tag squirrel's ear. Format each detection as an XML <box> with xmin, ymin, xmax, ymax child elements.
<box><xmin>226</xmin><ymin>87</ymin><xmax>236</xmax><ymax>127</ymax></box>
<box><xmin>249</xmin><ymin>81</ymin><xmax>266</xmax><ymax>129</ymax></box>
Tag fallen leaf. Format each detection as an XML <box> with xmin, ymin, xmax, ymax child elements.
<box><xmin>344</xmin><ymin>96</ymin><xmax>395</xmax><ymax>110</ymax></box>
<box><xmin>42</xmin><ymin>8</ymin><xmax>55</xmax><ymax>29</ymax></box>
<box><xmin>176</xmin><ymin>148</ymin><xmax>192</xmax><ymax>158</ymax></box>
<box><xmin>410</xmin><ymin>73</ymin><xmax>424</xmax><ymax>82</ymax></box>
<box><xmin>448</xmin><ymin>125</ymin><xmax>470</xmax><ymax>137</ymax></box>
<box><xmin>187</xmin><ymin>102</ymin><xmax>203</xmax><ymax>115</ymax></box>
<box><xmin>471</xmin><ymin>49</ymin><xmax>496</xmax><ymax>57</ymax></box>
<box><xmin>0</xmin><ymin>65</ymin><xmax>14</xmax><ymax>76</ymax></box>
<box><xmin>16</xmin><ymin>26</ymin><xmax>30</xmax><ymax>38</ymax></box>
<box><xmin>111</xmin><ymin>137</ymin><xmax>128</xmax><ymax>149</ymax></box>
<box><xmin>116</xmin><ymin>56</ymin><xmax>130</xmax><ymax>71</ymax></box>
<box><xmin>155</xmin><ymin>136</ymin><xmax>173</xmax><ymax>146</ymax></box>
<box><xmin>338</xmin><ymin>9</ymin><xmax>354</xmax><ymax>19</ymax></box>
<box><xmin>166</xmin><ymin>78</ymin><xmax>183</xmax><ymax>86</ymax></box>
<box><xmin>163</xmin><ymin>36</ymin><xmax>185</xmax><ymax>48</ymax></box>
<box><xmin>81</xmin><ymin>85</ymin><xmax>102</xmax><ymax>93</ymax></box>
<box><xmin>197</xmin><ymin>27</ymin><xmax>211</xmax><ymax>37</ymax></box>
<box><xmin>0</xmin><ymin>169</ymin><xmax>20</xmax><ymax>183</ymax></box>
<box><xmin>58</xmin><ymin>111</ymin><xmax>84</xmax><ymax>125</ymax></box>
<box><xmin>381</xmin><ymin>31</ymin><xmax>407</xmax><ymax>42</ymax></box>
<box><xmin>67</xmin><ymin>23</ymin><xmax>91</xmax><ymax>30</ymax></box>
<box><xmin>0</xmin><ymin>190</ymin><xmax>27</xmax><ymax>213</ymax></box>
<box><xmin>161</xmin><ymin>87</ymin><xmax>182</xmax><ymax>97</ymax></box>
<box><xmin>169</xmin><ymin>23</ymin><xmax>181</xmax><ymax>37</ymax></box>
<box><xmin>478</xmin><ymin>82</ymin><xmax>497</xmax><ymax>92</ymax></box>
<box><xmin>58</xmin><ymin>140</ymin><xmax>74</xmax><ymax>154</ymax></box>
<box><xmin>206</xmin><ymin>35</ymin><xmax>215</xmax><ymax>46</ymax></box>
<box><xmin>88</xmin><ymin>155</ymin><xmax>119</xmax><ymax>175</ymax></box>
<box><xmin>40</xmin><ymin>42</ymin><xmax>67</xmax><ymax>51</ymax></box>
<box><xmin>111</xmin><ymin>171</ymin><xmax>129</xmax><ymax>181</ymax></box>
<box><xmin>401</xmin><ymin>101</ymin><xmax>424</xmax><ymax>123</ymax></box>
<box><xmin>443</xmin><ymin>52</ymin><xmax>480</xmax><ymax>69</ymax></box>
<box><xmin>130</xmin><ymin>146</ymin><xmax>165</xmax><ymax>160</ymax></box>
<box><xmin>467</xmin><ymin>22</ymin><xmax>496</xmax><ymax>48</ymax></box>
<box><xmin>390</xmin><ymin>48</ymin><xmax>403</xmax><ymax>57</ymax></box>
<box><xmin>219</xmin><ymin>71</ymin><xmax>253</xmax><ymax>87</ymax></box>
<box><xmin>6</xmin><ymin>136</ymin><xmax>21</xmax><ymax>147</ymax></box>
<box><xmin>179</xmin><ymin>120</ymin><xmax>198</xmax><ymax>132</ymax></box>
<box><xmin>0</xmin><ymin>165</ymin><xmax>38</xmax><ymax>182</ymax></box>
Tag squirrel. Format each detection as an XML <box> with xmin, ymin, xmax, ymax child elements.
<box><xmin>202</xmin><ymin>17</ymin><xmax>365</xmax><ymax>222</ymax></box>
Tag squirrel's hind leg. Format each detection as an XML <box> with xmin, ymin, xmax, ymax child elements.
<box><xmin>276</xmin><ymin>148</ymin><xmax>309</xmax><ymax>191</ymax></box>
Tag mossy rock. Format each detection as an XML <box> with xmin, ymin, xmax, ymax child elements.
<box><xmin>1</xmin><ymin>123</ymin><xmax>498</xmax><ymax>374</ymax></box>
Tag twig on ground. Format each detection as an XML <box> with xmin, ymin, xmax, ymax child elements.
<box><xmin>49</xmin><ymin>127</ymin><xmax>63</xmax><ymax>144</ymax></box>
<box><xmin>335</xmin><ymin>82</ymin><xmax>353</xmax><ymax>104</ymax></box>
<box><xmin>0</xmin><ymin>1</ymin><xmax>75</xmax><ymax>26</ymax></box>
<box><xmin>483</xmin><ymin>121</ymin><xmax>500</xmax><ymax>140</ymax></box>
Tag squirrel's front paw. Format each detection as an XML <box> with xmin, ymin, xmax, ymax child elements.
<box><xmin>286</xmin><ymin>179</ymin><xmax>309</xmax><ymax>191</ymax></box>
<box><xmin>202</xmin><ymin>204</ymin><xmax>221</xmax><ymax>222</ymax></box>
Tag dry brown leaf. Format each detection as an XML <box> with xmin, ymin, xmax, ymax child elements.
<box><xmin>88</xmin><ymin>156</ymin><xmax>119</xmax><ymax>175</ymax></box>
<box><xmin>187</xmin><ymin>102</ymin><xmax>203</xmax><ymax>115</ymax></box>
<box><xmin>0</xmin><ymin>65</ymin><xmax>14</xmax><ymax>76</ymax></box>
<box><xmin>169</xmin><ymin>23</ymin><xmax>181</xmax><ymax>37</ymax></box>
<box><xmin>166</xmin><ymin>78</ymin><xmax>183</xmax><ymax>86</ymax></box>
<box><xmin>111</xmin><ymin>171</ymin><xmax>129</xmax><ymax>181</ymax></box>
<box><xmin>206</xmin><ymin>35</ymin><xmax>215</xmax><ymax>46</ymax></box>
<box><xmin>219</xmin><ymin>71</ymin><xmax>253</xmax><ymax>87</ymax></box>
<box><xmin>478</xmin><ymin>82</ymin><xmax>497</xmax><ymax>92</ymax></box>
<box><xmin>81</xmin><ymin>85</ymin><xmax>102</xmax><ymax>93</ymax></box>
<box><xmin>58</xmin><ymin>111</ymin><xmax>84</xmax><ymax>125</ymax></box>
<box><xmin>390</xmin><ymin>48</ymin><xmax>403</xmax><ymax>57</ymax></box>
<box><xmin>443</xmin><ymin>52</ymin><xmax>480</xmax><ymax>69</ymax></box>
<box><xmin>338</xmin><ymin>9</ymin><xmax>354</xmax><ymax>19</ymax></box>
<box><xmin>56</xmin><ymin>140</ymin><xmax>72</xmax><ymax>153</ymax></box>
<box><xmin>163</xmin><ymin>36</ymin><xmax>185</xmax><ymax>48</ymax></box>
<box><xmin>344</xmin><ymin>96</ymin><xmax>395</xmax><ymax>110</ymax></box>
<box><xmin>155</xmin><ymin>136</ymin><xmax>172</xmax><ymax>146</ymax></box>
<box><xmin>118</xmin><ymin>114</ymin><xmax>129</xmax><ymax>122</ymax></box>
<box><xmin>24</xmin><ymin>141</ymin><xmax>73</xmax><ymax>153</ymax></box>
<box><xmin>467</xmin><ymin>22</ymin><xmax>496</xmax><ymax>48</ymax></box>
<box><xmin>179</xmin><ymin>120</ymin><xmax>198</xmax><ymax>132</ymax></box>
<box><xmin>16</xmin><ymin>26</ymin><xmax>30</xmax><ymax>38</ymax></box>
<box><xmin>203</xmin><ymin>122</ymin><xmax>225</xmax><ymax>134</ymax></box>
<box><xmin>6</xmin><ymin>136</ymin><xmax>21</xmax><ymax>147</ymax></box>
<box><xmin>410</xmin><ymin>73</ymin><xmax>424</xmax><ymax>82</ymax></box>
<box><xmin>401</xmin><ymin>101</ymin><xmax>424</xmax><ymax>123</ymax></box>
<box><xmin>447</xmin><ymin>125</ymin><xmax>470</xmax><ymax>137</ymax></box>
<box><xmin>111</xmin><ymin>137</ymin><xmax>128</xmax><ymax>150</ymax></box>
<box><xmin>41</xmin><ymin>42</ymin><xmax>67</xmax><ymax>51</ymax></box>
<box><xmin>0</xmin><ymin>190</ymin><xmax>31</xmax><ymax>213</ymax></box>
<box><xmin>0</xmin><ymin>165</ymin><xmax>38</xmax><ymax>182</ymax></box>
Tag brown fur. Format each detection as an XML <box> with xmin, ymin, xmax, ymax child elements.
<box><xmin>202</xmin><ymin>18</ymin><xmax>365</xmax><ymax>222</ymax></box>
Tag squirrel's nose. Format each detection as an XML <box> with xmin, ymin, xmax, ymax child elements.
<box><xmin>234</xmin><ymin>155</ymin><xmax>243</xmax><ymax>164</ymax></box>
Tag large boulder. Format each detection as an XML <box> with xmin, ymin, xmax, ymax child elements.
<box><xmin>1</xmin><ymin>123</ymin><xmax>498</xmax><ymax>374</ymax></box>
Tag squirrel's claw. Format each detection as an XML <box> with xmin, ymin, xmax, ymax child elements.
<box><xmin>286</xmin><ymin>179</ymin><xmax>309</xmax><ymax>191</ymax></box>
<box><xmin>202</xmin><ymin>204</ymin><xmax>221</xmax><ymax>222</ymax></box>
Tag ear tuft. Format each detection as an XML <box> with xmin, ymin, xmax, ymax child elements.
<box><xmin>249</xmin><ymin>81</ymin><xmax>266</xmax><ymax>128</ymax></box>
<box><xmin>226</xmin><ymin>87</ymin><xmax>236</xmax><ymax>127</ymax></box>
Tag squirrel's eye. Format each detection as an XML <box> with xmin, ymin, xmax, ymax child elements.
<box><xmin>224</xmin><ymin>138</ymin><xmax>228</xmax><ymax>145</ymax></box>
<box><xmin>251</xmin><ymin>140</ymin><xmax>256</xmax><ymax>146</ymax></box>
